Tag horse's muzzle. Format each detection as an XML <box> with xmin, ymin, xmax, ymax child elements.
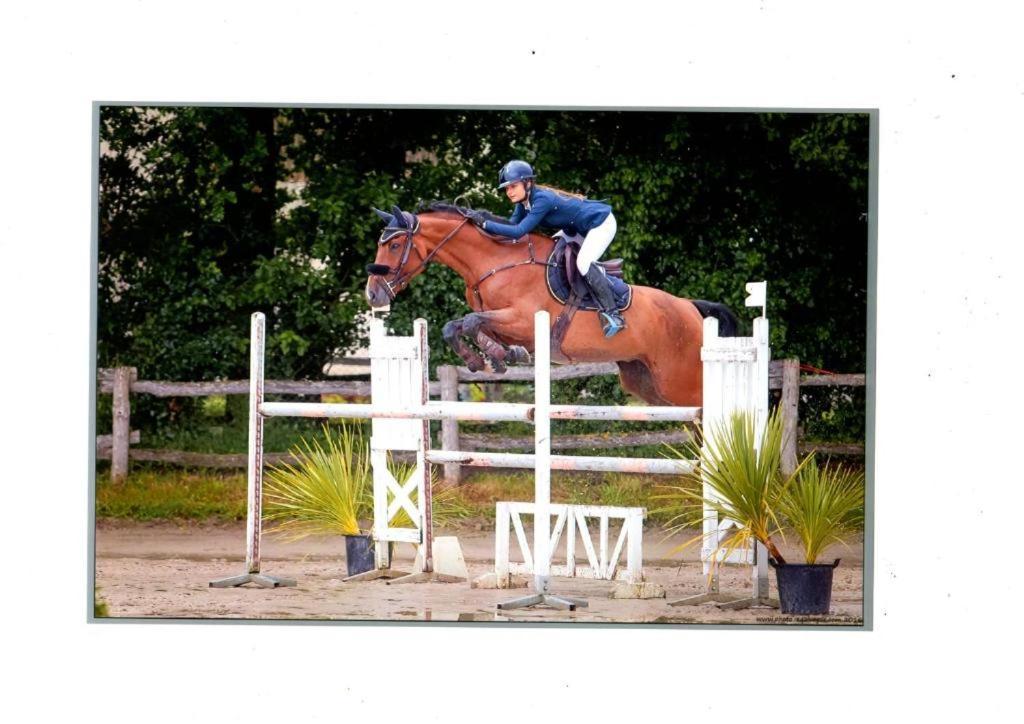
<box><xmin>365</xmin><ymin>274</ymin><xmax>396</xmax><ymax>307</ymax></box>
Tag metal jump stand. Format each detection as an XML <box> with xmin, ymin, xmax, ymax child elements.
<box><xmin>210</xmin><ymin>314</ymin><xmax>295</xmax><ymax>589</ymax></box>
<box><xmin>497</xmin><ymin>312</ymin><xmax>588</xmax><ymax>612</ymax></box>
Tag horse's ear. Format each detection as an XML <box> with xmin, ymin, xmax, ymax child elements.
<box><xmin>391</xmin><ymin>205</ymin><xmax>405</xmax><ymax>227</ymax></box>
<box><xmin>373</xmin><ymin>207</ymin><xmax>395</xmax><ymax>225</ymax></box>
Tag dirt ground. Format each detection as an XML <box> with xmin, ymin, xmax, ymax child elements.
<box><xmin>94</xmin><ymin>520</ymin><xmax>864</xmax><ymax>626</ymax></box>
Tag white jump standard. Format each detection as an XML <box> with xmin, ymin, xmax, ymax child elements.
<box><xmin>669</xmin><ymin>281</ymin><xmax>776</xmax><ymax>609</ymax></box>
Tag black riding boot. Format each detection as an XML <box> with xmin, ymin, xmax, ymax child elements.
<box><xmin>583</xmin><ymin>266</ymin><xmax>626</xmax><ymax>338</ymax></box>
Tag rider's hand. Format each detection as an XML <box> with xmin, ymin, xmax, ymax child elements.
<box><xmin>467</xmin><ymin>211</ymin><xmax>487</xmax><ymax>227</ymax></box>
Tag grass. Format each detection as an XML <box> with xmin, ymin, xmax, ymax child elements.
<box><xmin>96</xmin><ymin>413</ymin><xmax>865</xmax><ymax>545</ymax></box>
<box><xmin>94</xmin><ymin>464</ymin><xmax>681</xmax><ymax>525</ymax></box>
<box><xmin>96</xmin><ymin>469</ymin><xmax>248</xmax><ymax>521</ymax></box>
<box><xmin>94</xmin><ymin>587</ymin><xmax>110</xmax><ymax>617</ymax></box>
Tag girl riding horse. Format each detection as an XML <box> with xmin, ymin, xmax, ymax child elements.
<box><xmin>466</xmin><ymin>160</ymin><xmax>626</xmax><ymax>337</ymax></box>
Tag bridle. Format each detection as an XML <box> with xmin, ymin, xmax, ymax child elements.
<box><xmin>366</xmin><ymin>214</ymin><xmax>470</xmax><ymax>301</ymax></box>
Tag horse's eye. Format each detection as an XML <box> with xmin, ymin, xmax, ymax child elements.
<box><xmin>390</xmin><ymin>242</ymin><xmax>401</xmax><ymax>251</ymax></box>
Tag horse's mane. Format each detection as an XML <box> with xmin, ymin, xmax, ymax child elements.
<box><xmin>415</xmin><ymin>200</ymin><xmax>507</xmax><ymax>224</ymax></box>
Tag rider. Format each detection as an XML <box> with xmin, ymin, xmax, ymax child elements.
<box><xmin>468</xmin><ymin>160</ymin><xmax>625</xmax><ymax>337</ymax></box>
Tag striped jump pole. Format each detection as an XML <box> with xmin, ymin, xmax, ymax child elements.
<box><xmin>210</xmin><ymin>313</ymin><xmax>295</xmax><ymax>589</ymax></box>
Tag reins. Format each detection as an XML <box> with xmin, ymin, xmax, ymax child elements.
<box><xmin>374</xmin><ymin>210</ymin><xmax>556</xmax><ymax>310</ymax></box>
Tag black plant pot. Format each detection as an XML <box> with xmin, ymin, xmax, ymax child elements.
<box><xmin>344</xmin><ymin>534</ymin><xmax>375</xmax><ymax>577</ymax></box>
<box><xmin>770</xmin><ymin>558</ymin><xmax>841</xmax><ymax>615</ymax></box>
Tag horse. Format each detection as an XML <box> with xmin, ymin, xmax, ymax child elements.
<box><xmin>364</xmin><ymin>203</ymin><xmax>738</xmax><ymax>407</ymax></box>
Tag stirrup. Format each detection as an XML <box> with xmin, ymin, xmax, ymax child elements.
<box><xmin>600</xmin><ymin>312</ymin><xmax>625</xmax><ymax>338</ymax></box>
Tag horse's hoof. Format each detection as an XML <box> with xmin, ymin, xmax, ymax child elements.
<box><xmin>507</xmin><ymin>345</ymin><xmax>531</xmax><ymax>365</ymax></box>
<box><xmin>466</xmin><ymin>356</ymin><xmax>485</xmax><ymax>372</ymax></box>
<box><xmin>488</xmin><ymin>357</ymin><xmax>507</xmax><ymax>374</ymax></box>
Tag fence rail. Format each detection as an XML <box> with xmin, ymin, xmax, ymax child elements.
<box><xmin>96</xmin><ymin>359</ymin><xmax>865</xmax><ymax>480</ymax></box>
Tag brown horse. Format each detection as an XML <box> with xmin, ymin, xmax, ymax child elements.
<box><xmin>364</xmin><ymin>203</ymin><xmax>737</xmax><ymax>407</ymax></box>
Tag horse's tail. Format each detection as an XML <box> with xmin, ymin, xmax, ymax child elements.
<box><xmin>691</xmin><ymin>300</ymin><xmax>739</xmax><ymax>337</ymax></box>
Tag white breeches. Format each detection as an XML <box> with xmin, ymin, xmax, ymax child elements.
<box><xmin>573</xmin><ymin>213</ymin><xmax>617</xmax><ymax>274</ymax></box>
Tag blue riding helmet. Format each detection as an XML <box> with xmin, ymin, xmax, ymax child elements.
<box><xmin>497</xmin><ymin>160</ymin><xmax>535</xmax><ymax>189</ymax></box>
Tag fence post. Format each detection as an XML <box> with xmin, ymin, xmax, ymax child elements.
<box><xmin>438</xmin><ymin>365</ymin><xmax>462</xmax><ymax>486</ymax></box>
<box><xmin>111</xmin><ymin>366</ymin><xmax>136</xmax><ymax>482</ymax></box>
<box><xmin>780</xmin><ymin>358</ymin><xmax>800</xmax><ymax>476</ymax></box>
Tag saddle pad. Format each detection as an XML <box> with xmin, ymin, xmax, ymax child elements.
<box><xmin>545</xmin><ymin>243</ymin><xmax>633</xmax><ymax>311</ymax></box>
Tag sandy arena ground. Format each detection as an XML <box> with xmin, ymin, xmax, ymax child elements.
<box><xmin>94</xmin><ymin>520</ymin><xmax>864</xmax><ymax>626</ymax></box>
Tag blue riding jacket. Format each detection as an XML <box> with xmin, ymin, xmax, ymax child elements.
<box><xmin>482</xmin><ymin>187</ymin><xmax>612</xmax><ymax>239</ymax></box>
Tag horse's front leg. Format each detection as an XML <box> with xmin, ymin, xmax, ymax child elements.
<box><xmin>461</xmin><ymin>310</ymin><xmax>531</xmax><ymax>374</ymax></box>
<box><xmin>442</xmin><ymin>318</ymin><xmax>486</xmax><ymax>372</ymax></box>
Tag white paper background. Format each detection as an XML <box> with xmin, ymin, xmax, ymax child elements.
<box><xmin>1</xmin><ymin>1</ymin><xmax>1021</xmax><ymax>720</ymax></box>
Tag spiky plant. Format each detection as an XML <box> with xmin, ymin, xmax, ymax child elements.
<box><xmin>263</xmin><ymin>422</ymin><xmax>372</xmax><ymax>539</ymax></box>
<box><xmin>264</xmin><ymin>424</ymin><xmax>473</xmax><ymax>541</ymax></box>
<box><xmin>776</xmin><ymin>458</ymin><xmax>864</xmax><ymax>564</ymax></box>
<box><xmin>654</xmin><ymin>408</ymin><xmax>805</xmax><ymax>568</ymax></box>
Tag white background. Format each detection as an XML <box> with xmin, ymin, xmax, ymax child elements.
<box><xmin>1</xmin><ymin>1</ymin><xmax>1022</xmax><ymax>721</ymax></box>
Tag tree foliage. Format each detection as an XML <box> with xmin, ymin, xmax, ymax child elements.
<box><xmin>98</xmin><ymin>106</ymin><xmax>869</xmax><ymax>401</ymax></box>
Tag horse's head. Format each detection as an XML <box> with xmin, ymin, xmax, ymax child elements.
<box><xmin>364</xmin><ymin>204</ymin><xmax>427</xmax><ymax>308</ymax></box>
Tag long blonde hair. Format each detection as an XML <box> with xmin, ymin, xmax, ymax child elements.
<box><xmin>535</xmin><ymin>183</ymin><xmax>587</xmax><ymax>201</ymax></box>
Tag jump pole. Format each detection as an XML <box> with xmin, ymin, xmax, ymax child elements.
<box><xmin>497</xmin><ymin>311</ymin><xmax>588</xmax><ymax>611</ymax></box>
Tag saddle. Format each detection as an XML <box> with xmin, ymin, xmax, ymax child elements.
<box><xmin>546</xmin><ymin>237</ymin><xmax>633</xmax><ymax>356</ymax></box>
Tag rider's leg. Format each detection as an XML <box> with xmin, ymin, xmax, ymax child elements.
<box><xmin>575</xmin><ymin>213</ymin><xmax>617</xmax><ymax>275</ymax></box>
<box><xmin>576</xmin><ymin>214</ymin><xmax>624</xmax><ymax>337</ymax></box>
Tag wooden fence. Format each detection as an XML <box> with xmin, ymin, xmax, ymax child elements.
<box><xmin>97</xmin><ymin>360</ymin><xmax>865</xmax><ymax>483</ymax></box>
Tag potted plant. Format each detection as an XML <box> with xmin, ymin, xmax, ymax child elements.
<box><xmin>657</xmin><ymin>407</ymin><xmax>795</xmax><ymax>567</ymax></box>
<box><xmin>263</xmin><ymin>422</ymin><xmax>375</xmax><ymax>577</ymax></box>
<box><xmin>657</xmin><ymin>408</ymin><xmax>863</xmax><ymax>615</ymax></box>
<box><xmin>772</xmin><ymin>457</ymin><xmax>864</xmax><ymax>614</ymax></box>
<box><xmin>263</xmin><ymin>422</ymin><xmax>471</xmax><ymax>577</ymax></box>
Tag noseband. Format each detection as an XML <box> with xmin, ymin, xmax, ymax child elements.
<box><xmin>366</xmin><ymin>214</ymin><xmax>470</xmax><ymax>300</ymax></box>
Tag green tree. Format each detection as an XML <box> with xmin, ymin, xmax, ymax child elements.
<box><xmin>98</xmin><ymin>106</ymin><xmax>869</xmax><ymax>432</ymax></box>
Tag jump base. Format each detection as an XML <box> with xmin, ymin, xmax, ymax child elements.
<box><xmin>209</xmin><ymin>573</ymin><xmax>297</xmax><ymax>589</ymax></box>
<box><xmin>386</xmin><ymin>571</ymin><xmax>467</xmax><ymax>585</ymax></box>
<box><xmin>497</xmin><ymin>593</ymin><xmax>590</xmax><ymax>612</ymax></box>
<box><xmin>342</xmin><ymin>568</ymin><xmax>407</xmax><ymax>583</ymax></box>
<box><xmin>668</xmin><ymin>592</ymin><xmax>778</xmax><ymax>609</ymax></box>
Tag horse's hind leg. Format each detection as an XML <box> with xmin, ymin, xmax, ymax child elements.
<box><xmin>617</xmin><ymin>360</ymin><xmax>671</xmax><ymax>406</ymax></box>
